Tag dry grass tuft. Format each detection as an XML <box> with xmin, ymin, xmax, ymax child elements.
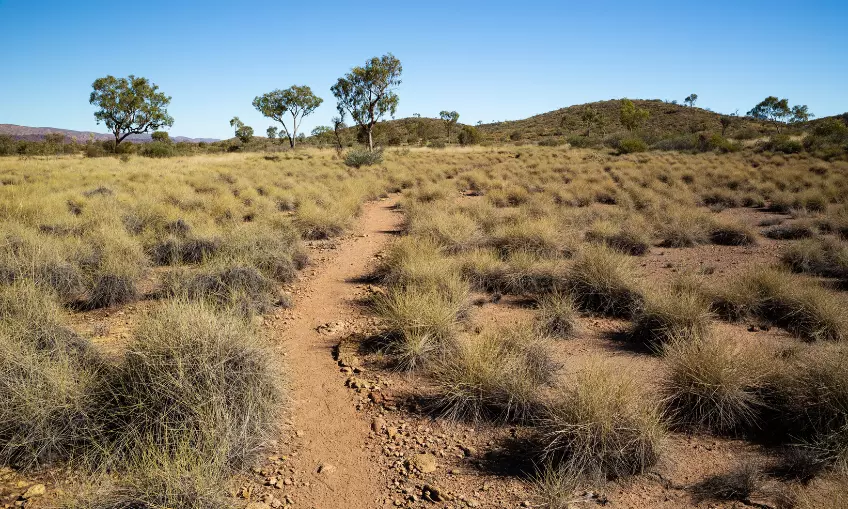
<box><xmin>630</xmin><ymin>285</ymin><xmax>713</xmax><ymax>347</ymax></box>
<box><xmin>662</xmin><ymin>334</ymin><xmax>772</xmax><ymax>434</ymax></box>
<box><xmin>536</xmin><ymin>292</ymin><xmax>579</xmax><ymax>339</ymax></box>
<box><xmin>99</xmin><ymin>300</ymin><xmax>284</xmax><ymax>468</ymax></box>
<box><xmin>431</xmin><ymin>326</ymin><xmax>557</xmax><ymax>422</ymax></box>
<box><xmin>566</xmin><ymin>245</ymin><xmax>644</xmax><ymax>318</ymax></box>
<box><xmin>782</xmin><ymin>237</ymin><xmax>848</xmax><ymax>280</ymax></box>
<box><xmin>540</xmin><ymin>360</ymin><xmax>665</xmax><ymax>481</ymax></box>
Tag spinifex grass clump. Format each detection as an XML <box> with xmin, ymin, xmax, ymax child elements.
<box><xmin>540</xmin><ymin>360</ymin><xmax>665</xmax><ymax>482</ymax></box>
<box><xmin>710</xmin><ymin>268</ymin><xmax>847</xmax><ymax>342</ymax></box>
<box><xmin>0</xmin><ymin>281</ymin><xmax>101</xmax><ymax>467</ymax></box>
<box><xmin>566</xmin><ymin>244</ymin><xmax>644</xmax><ymax>318</ymax></box>
<box><xmin>630</xmin><ymin>285</ymin><xmax>713</xmax><ymax>347</ymax></box>
<box><xmin>661</xmin><ymin>334</ymin><xmax>772</xmax><ymax>434</ymax></box>
<box><xmin>535</xmin><ymin>292</ymin><xmax>578</xmax><ymax>339</ymax></box>
<box><xmin>782</xmin><ymin>237</ymin><xmax>848</xmax><ymax>281</ymax></box>
<box><xmin>99</xmin><ymin>300</ymin><xmax>284</xmax><ymax>468</ymax></box>
<box><xmin>431</xmin><ymin>326</ymin><xmax>557</xmax><ymax>422</ymax></box>
<box><xmin>160</xmin><ymin>263</ymin><xmax>280</xmax><ymax>317</ymax></box>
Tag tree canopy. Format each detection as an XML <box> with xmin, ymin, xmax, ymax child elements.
<box><xmin>747</xmin><ymin>97</ymin><xmax>813</xmax><ymax>131</ymax></box>
<box><xmin>684</xmin><ymin>93</ymin><xmax>698</xmax><ymax>107</ymax></box>
<box><xmin>439</xmin><ymin>111</ymin><xmax>460</xmax><ymax>141</ymax></box>
<box><xmin>331</xmin><ymin>53</ymin><xmax>402</xmax><ymax>151</ymax></box>
<box><xmin>90</xmin><ymin>75</ymin><xmax>174</xmax><ymax>147</ymax></box>
<box><xmin>253</xmin><ymin>85</ymin><xmax>323</xmax><ymax>148</ymax></box>
<box><xmin>229</xmin><ymin>117</ymin><xmax>254</xmax><ymax>144</ymax></box>
<box><xmin>619</xmin><ymin>99</ymin><xmax>649</xmax><ymax>132</ymax></box>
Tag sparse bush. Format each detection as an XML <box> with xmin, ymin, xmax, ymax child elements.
<box><xmin>658</xmin><ymin>208</ymin><xmax>713</xmax><ymax>247</ymax></box>
<box><xmin>99</xmin><ymin>300</ymin><xmax>284</xmax><ymax>467</ymax></box>
<box><xmin>344</xmin><ymin>148</ymin><xmax>383</xmax><ymax>167</ymax></box>
<box><xmin>139</xmin><ymin>141</ymin><xmax>176</xmax><ymax>158</ymax></box>
<box><xmin>431</xmin><ymin>326</ymin><xmax>556</xmax><ymax>422</ymax></box>
<box><xmin>761</xmin><ymin>135</ymin><xmax>803</xmax><ymax>154</ymax></box>
<box><xmin>662</xmin><ymin>335</ymin><xmax>771</xmax><ymax>434</ymax></box>
<box><xmin>458</xmin><ymin>126</ymin><xmax>481</xmax><ymax>146</ymax></box>
<box><xmin>567</xmin><ymin>245</ymin><xmax>644</xmax><ymax>318</ymax></box>
<box><xmin>585</xmin><ymin>219</ymin><xmax>652</xmax><ymax>255</ymax></box>
<box><xmin>540</xmin><ymin>361</ymin><xmax>665</xmax><ymax>481</ymax></box>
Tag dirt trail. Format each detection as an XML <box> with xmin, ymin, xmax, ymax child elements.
<box><xmin>275</xmin><ymin>196</ymin><xmax>400</xmax><ymax>509</ymax></box>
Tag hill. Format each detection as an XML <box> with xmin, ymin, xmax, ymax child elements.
<box><xmin>0</xmin><ymin>124</ymin><xmax>218</xmax><ymax>144</ymax></box>
<box><xmin>476</xmin><ymin>99</ymin><xmax>773</xmax><ymax>143</ymax></box>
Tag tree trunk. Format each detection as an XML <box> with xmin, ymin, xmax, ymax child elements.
<box><xmin>367</xmin><ymin>128</ymin><xmax>374</xmax><ymax>152</ymax></box>
<box><xmin>290</xmin><ymin>135</ymin><xmax>296</xmax><ymax>149</ymax></box>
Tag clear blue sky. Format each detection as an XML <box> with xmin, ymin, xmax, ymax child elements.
<box><xmin>1</xmin><ymin>0</ymin><xmax>845</xmax><ymax>139</ymax></box>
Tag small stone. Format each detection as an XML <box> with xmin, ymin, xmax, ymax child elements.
<box><xmin>387</xmin><ymin>426</ymin><xmax>398</xmax><ymax>439</ymax></box>
<box><xmin>22</xmin><ymin>484</ymin><xmax>46</xmax><ymax>499</ymax></box>
<box><xmin>405</xmin><ymin>453</ymin><xmax>437</xmax><ymax>473</ymax></box>
<box><xmin>295</xmin><ymin>430</ymin><xmax>304</xmax><ymax>437</ymax></box>
<box><xmin>371</xmin><ymin>417</ymin><xmax>387</xmax><ymax>432</ymax></box>
<box><xmin>317</xmin><ymin>463</ymin><xmax>336</xmax><ymax>474</ymax></box>
<box><xmin>460</xmin><ymin>444</ymin><xmax>477</xmax><ymax>457</ymax></box>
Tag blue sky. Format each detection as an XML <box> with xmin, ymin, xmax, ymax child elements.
<box><xmin>1</xmin><ymin>0</ymin><xmax>845</xmax><ymax>139</ymax></box>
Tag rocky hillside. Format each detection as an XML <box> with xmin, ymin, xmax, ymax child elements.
<box><xmin>0</xmin><ymin>124</ymin><xmax>218</xmax><ymax>144</ymax></box>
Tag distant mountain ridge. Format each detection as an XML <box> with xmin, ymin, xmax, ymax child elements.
<box><xmin>0</xmin><ymin>124</ymin><xmax>219</xmax><ymax>144</ymax></box>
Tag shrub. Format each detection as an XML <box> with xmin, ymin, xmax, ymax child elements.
<box><xmin>458</xmin><ymin>126</ymin><xmax>481</xmax><ymax>146</ymax></box>
<box><xmin>540</xmin><ymin>361</ymin><xmax>665</xmax><ymax>481</ymax></box>
<box><xmin>344</xmin><ymin>148</ymin><xmax>383</xmax><ymax>167</ymax></box>
<box><xmin>431</xmin><ymin>326</ymin><xmax>556</xmax><ymax>422</ymax></box>
<box><xmin>536</xmin><ymin>292</ymin><xmax>578</xmax><ymax>339</ymax></box>
<box><xmin>489</xmin><ymin>219</ymin><xmax>568</xmax><ymax>258</ymax></box>
<box><xmin>81</xmin><ymin>231</ymin><xmax>147</xmax><ymax>309</ymax></box>
<box><xmin>662</xmin><ymin>335</ymin><xmax>771</xmax><ymax>434</ymax></box>
<box><xmin>630</xmin><ymin>287</ymin><xmax>712</xmax><ymax>347</ymax></box>
<box><xmin>567</xmin><ymin>245</ymin><xmax>644</xmax><ymax>318</ymax></box>
<box><xmin>617</xmin><ymin>137</ymin><xmax>648</xmax><ymax>154</ymax></box>
<box><xmin>538</xmin><ymin>138</ymin><xmax>564</xmax><ymax>147</ymax></box>
<box><xmin>139</xmin><ymin>141</ymin><xmax>176</xmax><ymax>158</ymax></box>
<box><xmin>761</xmin><ymin>135</ymin><xmax>803</xmax><ymax>154</ymax></box>
<box><xmin>150</xmin><ymin>236</ymin><xmax>221</xmax><ymax>266</ymax></box>
<box><xmin>99</xmin><ymin>300</ymin><xmax>284</xmax><ymax>467</ymax></box>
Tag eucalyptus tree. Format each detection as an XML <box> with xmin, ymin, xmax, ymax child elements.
<box><xmin>331</xmin><ymin>53</ymin><xmax>402</xmax><ymax>151</ymax></box>
<box><xmin>253</xmin><ymin>85</ymin><xmax>323</xmax><ymax>148</ymax></box>
<box><xmin>439</xmin><ymin>110</ymin><xmax>460</xmax><ymax>141</ymax></box>
<box><xmin>90</xmin><ymin>75</ymin><xmax>174</xmax><ymax>148</ymax></box>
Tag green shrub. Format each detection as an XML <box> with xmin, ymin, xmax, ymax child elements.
<box><xmin>139</xmin><ymin>141</ymin><xmax>176</xmax><ymax>158</ymax></box>
<box><xmin>618</xmin><ymin>137</ymin><xmax>648</xmax><ymax>154</ymax></box>
<box><xmin>538</xmin><ymin>138</ymin><xmax>564</xmax><ymax>147</ymax></box>
<box><xmin>344</xmin><ymin>148</ymin><xmax>383</xmax><ymax>167</ymax></box>
<box><xmin>458</xmin><ymin>126</ymin><xmax>481</xmax><ymax>146</ymax></box>
<box><xmin>761</xmin><ymin>135</ymin><xmax>803</xmax><ymax>154</ymax></box>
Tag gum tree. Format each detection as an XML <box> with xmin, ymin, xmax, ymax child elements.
<box><xmin>90</xmin><ymin>75</ymin><xmax>174</xmax><ymax>148</ymax></box>
<box><xmin>331</xmin><ymin>53</ymin><xmax>402</xmax><ymax>151</ymax></box>
<box><xmin>229</xmin><ymin>117</ymin><xmax>254</xmax><ymax>144</ymax></box>
<box><xmin>253</xmin><ymin>85</ymin><xmax>323</xmax><ymax>148</ymax></box>
<box><xmin>684</xmin><ymin>93</ymin><xmax>698</xmax><ymax>107</ymax></box>
<box><xmin>439</xmin><ymin>110</ymin><xmax>460</xmax><ymax>142</ymax></box>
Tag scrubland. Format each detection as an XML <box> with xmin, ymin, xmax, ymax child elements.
<box><xmin>368</xmin><ymin>147</ymin><xmax>848</xmax><ymax>506</ymax></box>
<box><xmin>1</xmin><ymin>146</ymin><xmax>847</xmax><ymax>507</ymax></box>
